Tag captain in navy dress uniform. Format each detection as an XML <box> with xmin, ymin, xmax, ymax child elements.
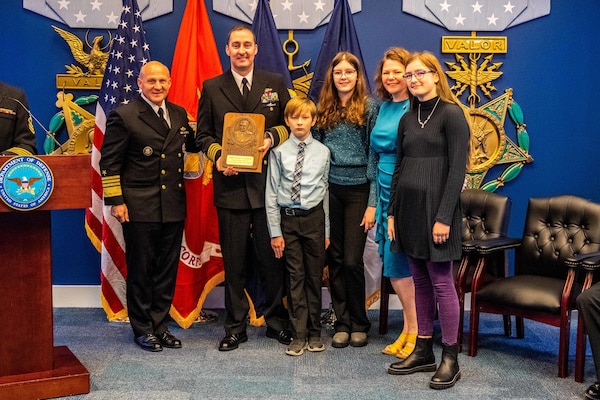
<box><xmin>100</xmin><ymin>61</ymin><xmax>197</xmax><ymax>352</ymax></box>
<box><xmin>0</xmin><ymin>81</ymin><xmax>36</xmax><ymax>156</ymax></box>
<box><xmin>195</xmin><ymin>25</ymin><xmax>292</xmax><ymax>351</ymax></box>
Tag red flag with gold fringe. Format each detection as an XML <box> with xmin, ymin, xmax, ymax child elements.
<box><xmin>167</xmin><ymin>0</ymin><xmax>224</xmax><ymax>328</ymax></box>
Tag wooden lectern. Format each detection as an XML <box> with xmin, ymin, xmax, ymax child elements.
<box><xmin>0</xmin><ymin>155</ymin><xmax>90</xmax><ymax>399</ymax></box>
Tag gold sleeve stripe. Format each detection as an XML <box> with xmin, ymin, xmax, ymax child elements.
<box><xmin>207</xmin><ymin>143</ymin><xmax>222</xmax><ymax>162</ymax></box>
<box><xmin>272</xmin><ymin>125</ymin><xmax>289</xmax><ymax>143</ymax></box>
<box><xmin>101</xmin><ymin>175</ymin><xmax>122</xmax><ymax>198</ymax></box>
<box><xmin>102</xmin><ymin>176</ymin><xmax>121</xmax><ymax>185</ymax></box>
<box><xmin>27</xmin><ymin>116</ymin><xmax>35</xmax><ymax>134</ymax></box>
<box><xmin>6</xmin><ymin>147</ymin><xmax>33</xmax><ymax>156</ymax></box>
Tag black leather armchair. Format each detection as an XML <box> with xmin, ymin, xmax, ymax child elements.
<box><xmin>468</xmin><ymin>195</ymin><xmax>600</xmax><ymax>378</ymax></box>
<box><xmin>456</xmin><ymin>189</ymin><xmax>512</xmax><ymax>349</ymax></box>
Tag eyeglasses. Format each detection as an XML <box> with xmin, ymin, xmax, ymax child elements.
<box><xmin>333</xmin><ymin>70</ymin><xmax>357</xmax><ymax>78</ymax></box>
<box><xmin>403</xmin><ymin>70</ymin><xmax>435</xmax><ymax>81</ymax></box>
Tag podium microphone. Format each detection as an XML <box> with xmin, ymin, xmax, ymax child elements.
<box><xmin>1</xmin><ymin>92</ymin><xmax>63</xmax><ymax>152</ymax></box>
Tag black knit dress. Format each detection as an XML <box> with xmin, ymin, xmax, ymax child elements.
<box><xmin>388</xmin><ymin>96</ymin><xmax>470</xmax><ymax>262</ymax></box>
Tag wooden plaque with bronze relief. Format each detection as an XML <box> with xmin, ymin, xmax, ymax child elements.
<box><xmin>222</xmin><ymin>112</ymin><xmax>265</xmax><ymax>173</ymax></box>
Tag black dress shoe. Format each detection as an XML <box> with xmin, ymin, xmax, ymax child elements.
<box><xmin>586</xmin><ymin>382</ymin><xmax>600</xmax><ymax>400</ymax></box>
<box><xmin>134</xmin><ymin>333</ymin><xmax>162</xmax><ymax>352</ymax></box>
<box><xmin>157</xmin><ymin>330</ymin><xmax>182</xmax><ymax>349</ymax></box>
<box><xmin>219</xmin><ymin>332</ymin><xmax>248</xmax><ymax>351</ymax></box>
<box><xmin>266</xmin><ymin>327</ymin><xmax>293</xmax><ymax>345</ymax></box>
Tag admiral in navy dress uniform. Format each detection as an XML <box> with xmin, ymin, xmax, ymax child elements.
<box><xmin>0</xmin><ymin>81</ymin><xmax>36</xmax><ymax>156</ymax></box>
<box><xmin>195</xmin><ymin>25</ymin><xmax>292</xmax><ymax>351</ymax></box>
<box><xmin>100</xmin><ymin>61</ymin><xmax>197</xmax><ymax>352</ymax></box>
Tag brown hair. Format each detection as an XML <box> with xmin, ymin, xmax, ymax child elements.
<box><xmin>316</xmin><ymin>52</ymin><xmax>369</xmax><ymax>129</ymax></box>
<box><xmin>227</xmin><ymin>25</ymin><xmax>255</xmax><ymax>44</ymax></box>
<box><xmin>285</xmin><ymin>97</ymin><xmax>317</xmax><ymax>119</ymax></box>
<box><xmin>406</xmin><ymin>51</ymin><xmax>458</xmax><ymax>105</ymax></box>
<box><xmin>374</xmin><ymin>47</ymin><xmax>411</xmax><ymax>101</ymax></box>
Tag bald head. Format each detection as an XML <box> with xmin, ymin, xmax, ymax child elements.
<box><xmin>138</xmin><ymin>61</ymin><xmax>171</xmax><ymax>106</ymax></box>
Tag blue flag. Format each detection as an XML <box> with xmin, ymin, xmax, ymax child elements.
<box><xmin>252</xmin><ymin>0</ymin><xmax>293</xmax><ymax>89</ymax></box>
<box><xmin>307</xmin><ymin>0</ymin><xmax>369</xmax><ymax>103</ymax></box>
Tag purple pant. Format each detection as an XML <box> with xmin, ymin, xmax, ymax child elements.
<box><xmin>408</xmin><ymin>256</ymin><xmax>459</xmax><ymax>345</ymax></box>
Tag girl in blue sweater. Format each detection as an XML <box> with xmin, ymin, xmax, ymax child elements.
<box><xmin>314</xmin><ymin>52</ymin><xmax>379</xmax><ymax>348</ymax></box>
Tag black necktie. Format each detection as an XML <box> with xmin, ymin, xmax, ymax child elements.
<box><xmin>158</xmin><ymin>107</ymin><xmax>170</xmax><ymax>130</ymax></box>
<box><xmin>241</xmin><ymin>77</ymin><xmax>250</xmax><ymax>103</ymax></box>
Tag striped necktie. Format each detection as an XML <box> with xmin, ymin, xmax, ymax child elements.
<box><xmin>291</xmin><ymin>142</ymin><xmax>306</xmax><ymax>204</ymax></box>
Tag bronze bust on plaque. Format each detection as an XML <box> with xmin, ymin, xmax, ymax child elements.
<box><xmin>222</xmin><ymin>112</ymin><xmax>266</xmax><ymax>173</ymax></box>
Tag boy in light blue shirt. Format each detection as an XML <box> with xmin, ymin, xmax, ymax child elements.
<box><xmin>266</xmin><ymin>97</ymin><xmax>330</xmax><ymax>356</ymax></box>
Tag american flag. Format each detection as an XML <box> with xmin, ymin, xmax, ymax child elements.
<box><xmin>85</xmin><ymin>0</ymin><xmax>151</xmax><ymax>321</ymax></box>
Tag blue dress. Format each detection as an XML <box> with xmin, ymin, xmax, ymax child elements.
<box><xmin>369</xmin><ymin>100</ymin><xmax>410</xmax><ymax>278</ymax></box>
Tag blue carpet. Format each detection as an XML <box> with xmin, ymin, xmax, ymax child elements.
<box><xmin>50</xmin><ymin>309</ymin><xmax>592</xmax><ymax>399</ymax></box>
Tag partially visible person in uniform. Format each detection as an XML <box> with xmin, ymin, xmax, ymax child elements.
<box><xmin>266</xmin><ymin>97</ymin><xmax>331</xmax><ymax>356</ymax></box>
<box><xmin>577</xmin><ymin>284</ymin><xmax>600</xmax><ymax>400</ymax></box>
<box><xmin>100</xmin><ymin>61</ymin><xmax>197</xmax><ymax>352</ymax></box>
<box><xmin>195</xmin><ymin>25</ymin><xmax>292</xmax><ymax>351</ymax></box>
<box><xmin>0</xmin><ymin>81</ymin><xmax>37</xmax><ymax>155</ymax></box>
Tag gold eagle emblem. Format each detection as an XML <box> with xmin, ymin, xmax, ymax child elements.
<box><xmin>446</xmin><ymin>54</ymin><xmax>503</xmax><ymax>107</ymax></box>
<box><xmin>52</xmin><ymin>25</ymin><xmax>111</xmax><ymax>76</ymax></box>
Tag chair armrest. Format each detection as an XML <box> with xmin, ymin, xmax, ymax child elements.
<box><xmin>582</xmin><ymin>254</ymin><xmax>600</xmax><ymax>272</ymax></box>
<box><xmin>473</xmin><ymin>236</ymin><xmax>521</xmax><ymax>255</ymax></box>
<box><xmin>462</xmin><ymin>239</ymin><xmax>481</xmax><ymax>253</ymax></box>
<box><xmin>565</xmin><ymin>251</ymin><xmax>600</xmax><ymax>270</ymax></box>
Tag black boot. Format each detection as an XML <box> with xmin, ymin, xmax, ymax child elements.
<box><xmin>429</xmin><ymin>343</ymin><xmax>461</xmax><ymax>389</ymax></box>
<box><xmin>388</xmin><ymin>337</ymin><xmax>436</xmax><ymax>375</ymax></box>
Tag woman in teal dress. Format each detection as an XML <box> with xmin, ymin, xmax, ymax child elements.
<box><xmin>368</xmin><ymin>48</ymin><xmax>417</xmax><ymax>359</ymax></box>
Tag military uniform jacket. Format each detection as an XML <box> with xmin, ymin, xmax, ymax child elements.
<box><xmin>195</xmin><ymin>69</ymin><xmax>290</xmax><ymax>210</ymax></box>
<box><xmin>0</xmin><ymin>82</ymin><xmax>37</xmax><ymax>156</ymax></box>
<box><xmin>100</xmin><ymin>96</ymin><xmax>195</xmax><ymax>223</ymax></box>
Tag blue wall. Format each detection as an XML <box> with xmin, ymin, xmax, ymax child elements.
<box><xmin>1</xmin><ymin>1</ymin><xmax>599</xmax><ymax>284</ymax></box>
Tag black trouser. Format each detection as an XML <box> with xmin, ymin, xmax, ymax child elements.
<box><xmin>123</xmin><ymin>221</ymin><xmax>184</xmax><ymax>337</ymax></box>
<box><xmin>327</xmin><ymin>183</ymin><xmax>371</xmax><ymax>334</ymax></box>
<box><xmin>577</xmin><ymin>282</ymin><xmax>600</xmax><ymax>381</ymax></box>
<box><xmin>281</xmin><ymin>204</ymin><xmax>326</xmax><ymax>339</ymax></box>
<box><xmin>217</xmin><ymin>207</ymin><xmax>288</xmax><ymax>335</ymax></box>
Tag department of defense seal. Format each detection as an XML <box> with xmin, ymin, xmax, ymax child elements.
<box><xmin>0</xmin><ymin>156</ymin><xmax>54</xmax><ymax>211</ymax></box>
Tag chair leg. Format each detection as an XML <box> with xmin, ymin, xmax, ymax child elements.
<box><xmin>468</xmin><ymin>298</ymin><xmax>480</xmax><ymax>356</ymax></box>
<box><xmin>575</xmin><ymin>270</ymin><xmax>595</xmax><ymax>382</ymax></box>
<box><xmin>457</xmin><ymin>291</ymin><xmax>464</xmax><ymax>352</ymax></box>
<box><xmin>502</xmin><ymin>315</ymin><xmax>511</xmax><ymax>336</ymax></box>
<box><xmin>575</xmin><ymin>314</ymin><xmax>587</xmax><ymax>383</ymax></box>
<box><xmin>516</xmin><ymin>316</ymin><xmax>525</xmax><ymax>339</ymax></box>
<box><xmin>379</xmin><ymin>276</ymin><xmax>390</xmax><ymax>335</ymax></box>
<box><xmin>558</xmin><ymin>317</ymin><xmax>571</xmax><ymax>378</ymax></box>
<box><xmin>455</xmin><ymin>256</ymin><xmax>470</xmax><ymax>353</ymax></box>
